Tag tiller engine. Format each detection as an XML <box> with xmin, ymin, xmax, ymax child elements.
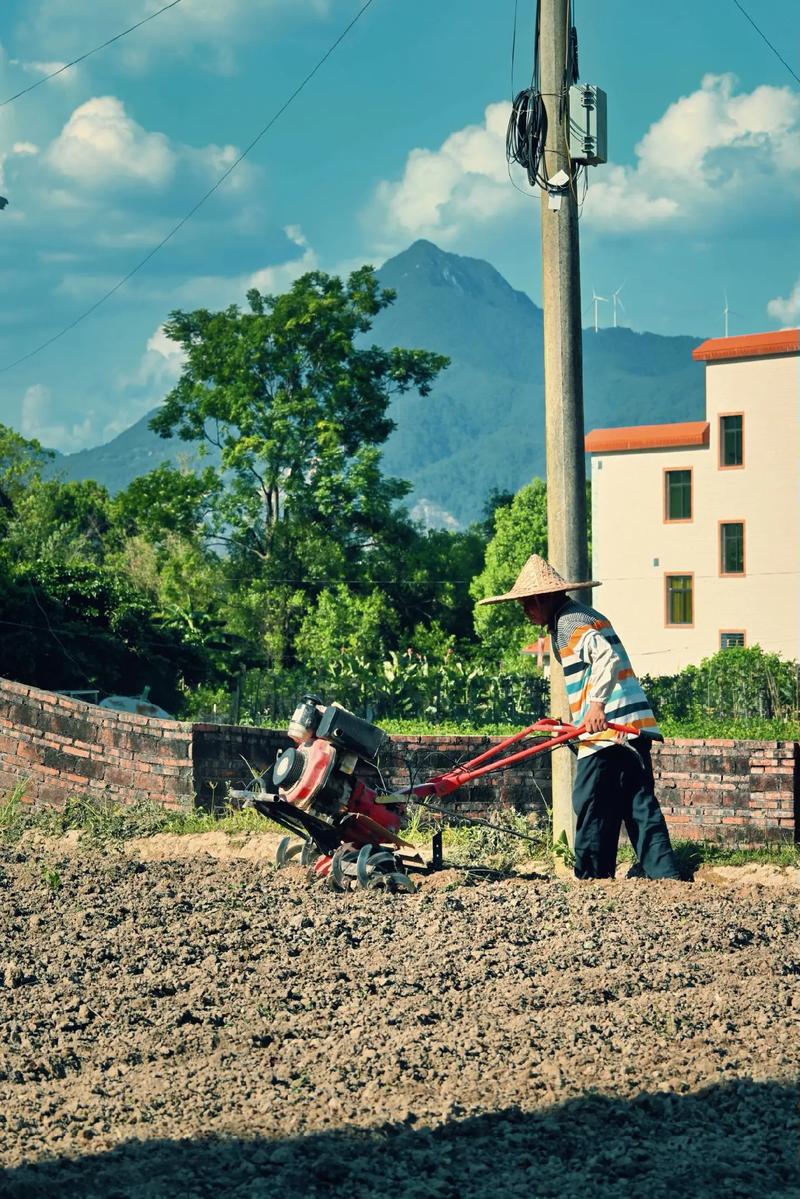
<box><xmin>245</xmin><ymin>694</ymin><xmax>639</xmax><ymax>892</ymax></box>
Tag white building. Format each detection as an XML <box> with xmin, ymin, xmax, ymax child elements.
<box><xmin>584</xmin><ymin>329</ymin><xmax>799</xmax><ymax>675</ymax></box>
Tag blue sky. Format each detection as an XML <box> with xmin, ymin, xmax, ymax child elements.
<box><xmin>0</xmin><ymin>0</ymin><xmax>798</xmax><ymax>453</ymax></box>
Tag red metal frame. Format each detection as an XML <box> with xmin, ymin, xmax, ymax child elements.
<box><xmin>409</xmin><ymin>718</ymin><xmax>641</xmax><ymax>798</ymax></box>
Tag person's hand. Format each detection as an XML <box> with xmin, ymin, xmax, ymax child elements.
<box><xmin>583</xmin><ymin>701</ymin><xmax>608</xmax><ymax>734</ymax></box>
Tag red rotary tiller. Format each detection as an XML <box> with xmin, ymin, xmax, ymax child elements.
<box><xmin>245</xmin><ymin>695</ymin><xmax>638</xmax><ymax>892</ymax></box>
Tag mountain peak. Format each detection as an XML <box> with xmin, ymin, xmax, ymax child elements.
<box><xmin>381</xmin><ymin>239</ymin><xmax>526</xmax><ymax>308</ymax></box>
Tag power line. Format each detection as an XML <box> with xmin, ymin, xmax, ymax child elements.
<box><xmin>1</xmin><ymin>0</ymin><xmax>186</xmax><ymax>107</ymax></box>
<box><xmin>731</xmin><ymin>0</ymin><xmax>800</xmax><ymax>86</ymax></box>
<box><xmin>0</xmin><ymin>0</ymin><xmax>377</xmax><ymax>375</ymax></box>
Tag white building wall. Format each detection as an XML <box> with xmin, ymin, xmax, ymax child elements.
<box><xmin>589</xmin><ymin>352</ymin><xmax>799</xmax><ymax>676</ymax></box>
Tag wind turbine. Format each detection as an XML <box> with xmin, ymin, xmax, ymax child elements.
<box><xmin>611</xmin><ymin>283</ymin><xmax>625</xmax><ymax>329</ymax></box>
<box><xmin>723</xmin><ymin>290</ymin><xmax>730</xmax><ymax>338</ymax></box>
<box><xmin>592</xmin><ymin>289</ymin><xmax>608</xmax><ymax>333</ymax></box>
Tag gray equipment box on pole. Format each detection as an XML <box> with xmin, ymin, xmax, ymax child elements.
<box><xmin>568</xmin><ymin>85</ymin><xmax>607</xmax><ymax>165</ymax></box>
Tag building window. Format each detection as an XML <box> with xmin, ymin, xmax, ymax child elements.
<box><xmin>720</xmin><ymin>522</ymin><xmax>745</xmax><ymax>575</ymax></box>
<box><xmin>720</xmin><ymin>631</ymin><xmax>745</xmax><ymax>649</ymax></box>
<box><xmin>666</xmin><ymin>574</ymin><xmax>693</xmax><ymax>625</ymax></box>
<box><xmin>664</xmin><ymin>469</ymin><xmax>692</xmax><ymax>521</ymax></box>
<box><xmin>720</xmin><ymin>414</ymin><xmax>743</xmax><ymax>467</ymax></box>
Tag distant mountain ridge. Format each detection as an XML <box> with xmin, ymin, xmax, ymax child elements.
<box><xmin>48</xmin><ymin>240</ymin><xmax>706</xmax><ymax>526</ymax></box>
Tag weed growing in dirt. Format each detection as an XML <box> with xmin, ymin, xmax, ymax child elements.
<box><xmin>40</xmin><ymin>863</ymin><xmax>62</xmax><ymax>893</ymax></box>
<box><xmin>613</xmin><ymin>836</ymin><xmax>799</xmax><ymax>873</ymax></box>
<box><xmin>400</xmin><ymin>800</ymin><xmax>549</xmax><ymax>872</ymax></box>
<box><xmin>674</xmin><ymin>839</ymin><xmax>799</xmax><ymax>871</ymax></box>
<box><xmin>398</xmin><ymin>805</ymin><xmax>439</xmax><ymax>842</ymax></box>
<box><xmin>440</xmin><ymin>810</ymin><xmax>548</xmax><ymax>872</ymax></box>
<box><xmin>0</xmin><ymin>793</ymin><xmax>279</xmax><ymax>845</ymax></box>
<box><xmin>552</xmin><ymin>830</ymin><xmax>576</xmax><ymax>870</ymax></box>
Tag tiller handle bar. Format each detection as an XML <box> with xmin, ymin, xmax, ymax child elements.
<box><xmin>410</xmin><ymin>718</ymin><xmax>641</xmax><ymax>799</ymax></box>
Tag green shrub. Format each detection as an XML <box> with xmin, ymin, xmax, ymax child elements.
<box><xmin>643</xmin><ymin>645</ymin><xmax>799</xmax><ymax>725</ymax></box>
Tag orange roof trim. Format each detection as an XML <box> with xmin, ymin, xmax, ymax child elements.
<box><xmin>692</xmin><ymin>329</ymin><xmax>799</xmax><ymax>362</ymax></box>
<box><xmin>584</xmin><ymin>421</ymin><xmax>709</xmax><ymax>454</ymax></box>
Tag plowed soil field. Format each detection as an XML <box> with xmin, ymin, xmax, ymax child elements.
<box><xmin>1</xmin><ymin>836</ymin><xmax>799</xmax><ymax>1198</ymax></box>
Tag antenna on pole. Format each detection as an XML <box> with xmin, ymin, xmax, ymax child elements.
<box><xmin>592</xmin><ymin>289</ymin><xmax>608</xmax><ymax>333</ymax></box>
<box><xmin>723</xmin><ymin>290</ymin><xmax>729</xmax><ymax>338</ymax></box>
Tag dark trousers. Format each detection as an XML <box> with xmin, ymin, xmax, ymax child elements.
<box><xmin>572</xmin><ymin>740</ymin><xmax>680</xmax><ymax>880</ymax></box>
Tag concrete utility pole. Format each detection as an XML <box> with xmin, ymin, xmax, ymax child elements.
<box><xmin>538</xmin><ymin>0</ymin><xmax>590</xmax><ymax>846</ymax></box>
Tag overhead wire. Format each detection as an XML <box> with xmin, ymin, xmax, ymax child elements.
<box><xmin>730</xmin><ymin>0</ymin><xmax>800</xmax><ymax>86</ymax></box>
<box><xmin>0</xmin><ymin>0</ymin><xmax>378</xmax><ymax>375</ymax></box>
<box><xmin>1</xmin><ymin>0</ymin><xmax>186</xmax><ymax>107</ymax></box>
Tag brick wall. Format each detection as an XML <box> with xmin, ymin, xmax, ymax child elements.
<box><xmin>373</xmin><ymin>736</ymin><xmax>797</xmax><ymax>845</ymax></box>
<box><xmin>0</xmin><ymin>678</ymin><xmax>194</xmax><ymax>810</ymax></box>
<box><xmin>0</xmin><ymin>678</ymin><xmax>796</xmax><ymax>845</ymax></box>
<box><xmin>654</xmin><ymin>739</ymin><xmax>798</xmax><ymax>845</ymax></box>
<box><xmin>192</xmin><ymin>724</ymin><xmax>289</xmax><ymax>810</ymax></box>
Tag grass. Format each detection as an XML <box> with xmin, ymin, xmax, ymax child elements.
<box><xmin>615</xmin><ymin>836</ymin><xmax>799</xmax><ymax>873</ymax></box>
<box><xmin>1</xmin><ymin>790</ymin><xmax>797</xmax><ymax>873</ymax></box>
<box><xmin>402</xmin><ymin>807</ymin><xmax>798</xmax><ymax>874</ymax></box>
<box><xmin>659</xmin><ymin>716</ymin><xmax>800</xmax><ymax>741</ymax></box>
<box><xmin>0</xmin><ymin>792</ymin><xmax>275</xmax><ymax>846</ymax></box>
<box><xmin>671</xmin><ymin>839</ymin><xmax>799</xmax><ymax>871</ymax></box>
<box><xmin>380</xmin><ymin>717</ymin><xmax>800</xmax><ymax>740</ymax></box>
<box><xmin>401</xmin><ymin>804</ymin><xmax>557</xmax><ymax>871</ymax></box>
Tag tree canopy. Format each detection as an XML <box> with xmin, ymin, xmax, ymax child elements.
<box><xmin>470</xmin><ymin>478</ymin><xmax>548</xmax><ymax>667</ymax></box>
<box><xmin>0</xmin><ymin>268</ymin><xmax>572</xmax><ymax>720</ymax></box>
<box><xmin>151</xmin><ymin>268</ymin><xmax>448</xmax><ymax>562</ymax></box>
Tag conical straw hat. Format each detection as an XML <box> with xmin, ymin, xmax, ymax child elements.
<box><xmin>478</xmin><ymin>554</ymin><xmax>600</xmax><ymax>605</ymax></box>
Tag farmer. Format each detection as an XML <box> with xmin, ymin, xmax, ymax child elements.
<box><xmin>479</xmin><ymin>554</ymin><xmax>681</xmax><ymax>881</ymax></box>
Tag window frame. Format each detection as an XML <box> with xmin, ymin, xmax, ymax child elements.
<box><xmin>719</xmin><ymin>520</ymin><xmax>746</xmax><ymax>577</ymax></box>
<box><xmin>718</xmin><ymin>412</ymin><xmax>745</xmax><ymax>470</ymax></box>
<box><xmin>719</xmin><ymin>630</ymin><xmax>747</xmax><ymax>650</ymax></box>
<box><xmin>663</xmin><ymin>466</ymin><xmax>693</xmax><ymax>524</ymax></box>
<box><xmin>664</xmin><ymin>572</ymin><xmax>695</xmax><ymax>628</ymax></box>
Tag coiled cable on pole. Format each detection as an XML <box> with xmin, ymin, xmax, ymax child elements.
<box><xmin>506</xmin><ymin>87</ymin><xmax>550</xmax><ymax>189</ymax></box>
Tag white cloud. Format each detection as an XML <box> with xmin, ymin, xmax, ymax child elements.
<box><xmin>12</xmin><ymin>58</ymin><xmax>69</xmax><ymax>78</ymax></box>
<box><xmin>0</xmin><ymin>140</ymin><xmax>40</xmax><ymax>190</ymax></box>
<box><xmin>369</xmin><ymin>75</ymin><xmax>800</xmax><ymax>244</ymax></box>
<box><xmin>159</xmin><ymin>225</ymin><xmax>320</xmax><ymax>308</ymax></box>
<box><xmin>584</xmin><ymin>74</ymin><xmax>800</xmax><ymax>231</ymax></box>
<box><xmin>47</xmin><ymin>96</ymin><xmax>175</xmax><ymax>188</ymax></box>
<box><xmin>369</xmin><ymin>102</ymin><xmax>525</xmax><ymax>249</ymax></box>
<box><xmin>40</xmin><ymin>95</ymin><xmax>260</xmax><ymax>210</ymax></box>
<box><xmin>767</xmin><ymin>280</ymin><xmax>800</xmax><ymax>325</ymax></box>
<box><xmin>20</xmin><ymin>383</ymin><xmax>94</xmax><ymax>452</ymax></box>
<box><xmin>124</xmin><ymin>324</ymin><xmax>187</xmax><ymax>394</ymax></box>
<box><xmin>246</xmin><ymin>225</ymin><xmax>318</xmax><ymax>291</ymax></box>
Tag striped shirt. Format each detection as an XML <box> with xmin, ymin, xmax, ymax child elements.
<box><xmin>549</xmin><ymin>599</ymin><xmax>662</xmax><ymax>756</ymax></box>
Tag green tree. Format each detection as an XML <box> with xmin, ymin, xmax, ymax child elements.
<box><xmin>148</xmin><ymin>267</ymin><xmax>448</xmax><ymax>668</ymax></box>
<box><xmin>0</xmin><ymin>425</ymin><xmax>223</xmax><ymax>706</ymax></box>
<box><xmin>112</xmin><ymin>463</ymin><xmax>219</xmax><ymax>541</ymax></box>
<box><xmin>294</xmin><ymin>585</ymin><xmax>397</xmax><ymax>673</ymax></box>
<box><xmin>151</xmin><ymin>268</ymin><xmax>447</xmax><ymax>557</ymax></box>
<box><xmin>0</xmin><ymin>424</ymin><xmax>52</xmax><ymax>513</ymax></box>
<box><xmin>470</xmin><ymin>478</ymin><xmax>548</xmax><ymax>666</ymax></box>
